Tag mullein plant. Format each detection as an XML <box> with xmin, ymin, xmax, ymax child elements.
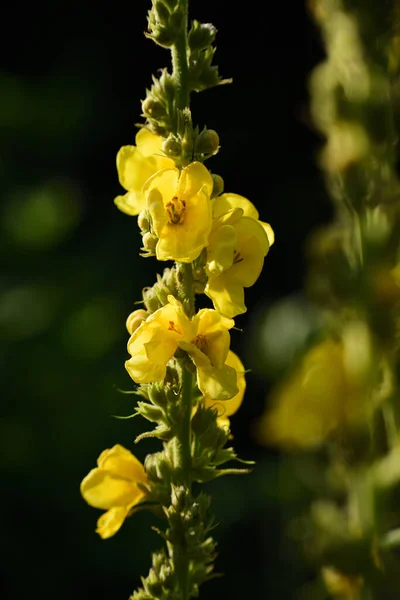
<box><xmin>80</xmin><ymin>1</ymin><xmax>274</xmax><ymax>599</ymax></box>
<box><xmin>256</xmin><ymin>0</ymin><xmax>400</xmax><ymax>598</ymax></box>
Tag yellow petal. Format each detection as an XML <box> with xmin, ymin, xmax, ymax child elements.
<box><xmin>204</xmin><ymin>350</ymin><xmax>246</xmax><ymax>423</ymax></box>
<box><xmin>197</xmin><ymin>364</ymin><xmax>239</xmax><ymax>400</ymax></box>
<box><xmin>97</xmin><ymin>445</ymin><xmax>147</xmax><ymax>483</ymax></box>
<box><xmin>178</xmin><ymin>161</ymin><xmax>213</xmax><ymax>199</ymax></box>
<box><xmin>96</xmin><ymin>506</ymin><xmax>130</xmax><ymax>539</ymax></box>
<box><xmin>116</xmin><ymin>145</ymin><xmax>159</xmax><ymax>194</ymax></box>
<box><xmin>260</xmin><ymin>221</ymin><xmax>275</xmax><ymax>246</ymax></box>
<box><xmin>235</xmin><ymin>216</ymin><xmax>269</xmax><ymax>257</ymax></box>
<box><xmin>144</xmin><ymin>167</ymin><xmax>179</xmax><ymax>198</ymax></box>
<box><xmin>194</xmin><ymin>308</ymin><xmax>235</xmax><ymax>336</ymax></box>
<box><xmin>178</xmin><ymin>340</ymin><xmax>211</xmax><ymax>368</ymax></box>
<box><xmin>81</xmin><ymin>468</ymin><xmax>142</xmax><ymax>509</ymax></box>
<box><xmin>212</xmin><ymin>193</ymin><xmax>259</xmax><ymax>220</ymax></box>
<box><xmin>206</xmin><ymin>224</ymin><xmax>237</xmax><ymax>277</ymax></box>
<box><xmin>114</xmin><ymin>191</ymin><xmax>145</xmax><ymax>216</ymax></box>
<box><xmin>147</xmin><ymin>188</ymin><xmax>168</xmax><ymax>237</ymax></box>
<box><xmin>135</xmin><ymin>128</ymin><xmax>163</xmax><ymax>157</ymax></box>
<box><xmin>205</xmin><ymin>274</ymin><xmax>246</xmax><ymax>318</ymax></box>
<box><xmin>125</xmin><ymin>347</ymin><xmax>167</xmax><ymax>384</ymax></box>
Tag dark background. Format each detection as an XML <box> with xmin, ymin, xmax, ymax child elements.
<box><xmin>1</xmin><ymin>1</ymin><xmax>332</xmax><ymax>598</ymax></box>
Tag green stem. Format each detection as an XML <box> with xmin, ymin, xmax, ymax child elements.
<box><xmin>171</xmin><ymin>0</ymin><xmax>190</xmax><ymax>114</ymax></box>
<box><xmin>177</xmin><ymin>362</ymin><xmax>193</xmax><ymax>484</ymax></box>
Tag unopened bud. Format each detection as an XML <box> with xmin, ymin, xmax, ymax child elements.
<box><xmin>141</xmin><ymin>96</ymin><xmax>166</xmax><ymax>119</ymax></box>
<box><xmin>162</xmin><ymin>136</ymin><xmax>182</xmax><ymax>157</ymax></box>
<box><xmin>142</xmin><ymin>231</ymin><xmax>158</xmax><ymax>253</ymax></box>
<box><xmin>188</xmin><ymin>21</ymin><xmax>216</xmax><ymax>51</ymax></box>
<box><xmin>138</xmin><ymin>209</ymin><xmax>151</xmax><ymax>232</ymax></box>
<box><xmin>195</xmin><ymin>128</ymin><xmax>220</xmax><ymax>156</ymax></box>
<box><xmin>126</xmin><ymin>309</ymin><xmax>148</xmax><ymax>335</ymax></box>
<box><xmin>211</xmin><ymin>173</ymin><xmax>224</xmax><ymax>198</ymax></box>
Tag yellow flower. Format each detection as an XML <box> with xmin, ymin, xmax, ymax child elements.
<box><xmin>205</xmin><ymin>193</ymin><xmax>272</xmax><ymax>318</ymax></box>
<box><xmin>255</xmin><ymin>326</ymin><xmax>376</xmax><ymax>450</ymax></box>
<box><xmin>114</xmin><ymin>128</ymin><xmax>174</xmax><ymax>216</ymax></box>
<box><xmin>178</xmin><ymin>307</ymin><xmax>239</xmax><ymax>400</ymax></box>
<box><xmin>125</xmin><ymin>296</ymin><xmax>238</xmax><ymax>400</ymax></box>
<box><xmin>203</xmin><ymin>350</ymin><xmax>246</xmax><ymax>427</ymax></box>
<box><xmin>80</xmin><ymin>444</ymin><xmax>148</xmax><ymax>539</ymax></box>
<box><xmin>144</xmin><ymin>162</ymin><xmax>213</xmax><ymax>262</ymax></box>
<box><xmin>211</xmin><ymin>192</ymin><xmax>274</xmax><ymax>246</ymax></box>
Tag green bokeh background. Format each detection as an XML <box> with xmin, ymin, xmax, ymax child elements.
<box><xmin>1</xmin><ymin>1</ymin><xmax>333</xmax><ymax>598</ymax></box>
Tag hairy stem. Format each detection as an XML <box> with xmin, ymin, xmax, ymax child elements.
<box><xmin>171</xmin><ymin>0</ymin><xmax>190</xmax><ymax>116</ymax></box>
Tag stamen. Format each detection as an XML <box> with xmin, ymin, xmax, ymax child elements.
<box><xmin>166</xmin><ymin>196</ymin><xmax>186</xmax><ymax>225</ymax></box>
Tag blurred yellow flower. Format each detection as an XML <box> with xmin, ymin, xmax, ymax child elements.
<box><xmin>322</xmin><ymin>566</ymin><xmax>364</xmax><ymax>598</ymax></box>
<box><xmin>144</xmin><ymin>162</ymin><xmax>213</xmax><ymax>262</ymax></box>
<box><xmin>125</xmin><ymin>296</ymin><xmax>238</xmax><ymax>400</ymax></box>
<box><xmin>256</xmin><ymin>325</ymin><xmax>375</xmax><ymax>450</ymax></box>
<box><xmin>114</xmin><ymin>128</ymin><xmax>174</xmax><ymax>216</ymax></box>
<box><xmin>80</xmin><ymin>444</ymin><xmax>148</xmax><ymax>539</ymax></box>
<box><xmin>205</xmin><ymin>194</ymin><xmax>271</xmax><ymax>317</ymax></box>
<box><xmin>203</xmin><ymin>350</ymin><xmax>246</xmax><ymax>426</ymax></box>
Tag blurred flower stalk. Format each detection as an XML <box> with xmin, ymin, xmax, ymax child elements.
<box><xmin>80</xmin><ymin>0</ymin><xmax>273</xmax><ymax>599</ymax></box>
<box><xmin>256</xmin><ymin>0</ymin><xmax>400</xmax><ymax>597</ymax></box>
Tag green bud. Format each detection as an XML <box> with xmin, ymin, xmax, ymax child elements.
<box><xmin>142</xmin><ymin>231</ymin><xmax>158</xmax><ymax>253</ymax></box>
<box><xmin>195</xmin><ymin>128</ymin><xmax>220</xmax><ymax>157</ymax></box>
<box><xmin>138</xmin><ymin>209</ymin><xmax>150</xmax><ymax>232</ymax></box>
<box><xmin>142</xmin><ymin>286</ymin><xmax>162</xmax><ymax>312</ymax></box>
<box><xmin>136</xmin><ymin>401</ymin><xmax>165</xmax><ymax>423</ymax></box>
<box><xmin>146</xmin><ymin>118</ymin><xmax>168</xmax><ymax>137</ymax></box>
<box><xmin>188</xmin><ymin>21</ymin><xmax>217</xmax><ymax>51</ymax></box>
<box><xmin>162</xmin><ymin>135</ymin><xmax>182</xmax><ymax>157</ymax></box>
<box><xmin>141</xmin><ymin>96</ymin><xmax>167</xmax><ymax>120</ymax></box>
<box><xmin>211</xmin><ymin>173</ymin><xmax>224</xmax><ymax>197</ymax></box>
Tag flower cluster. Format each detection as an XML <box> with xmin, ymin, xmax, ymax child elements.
<box><xmin>80</xmin><ymin>4</ymin><xmax>273</xmax><ymax>597</ymax></box>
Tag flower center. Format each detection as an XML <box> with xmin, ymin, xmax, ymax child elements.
<box><xmin>168</xmin><ymin>320</ymin><xmax>181</xmax><ymax>334</ymax></box>
<box><xmin>166</xmin><ymin>196</ymin><xmax>186</xmax><ymax>225</ymax></box>
<box><xmin>233</xmin><ymin>250</ymin><xmax>243</xmax><ymax>264</ymax></box>
<box><xmin>194</xmin><ymin>334</ymin><xmax>208</xmax><ymax>354</ymax></box>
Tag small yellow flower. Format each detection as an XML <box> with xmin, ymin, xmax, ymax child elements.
<box><xmin>80</xmin><ymin>444</ymin><xmax>148</xmax><ymax>539</ymax></box>
<box><xmin>144</xmin><ymin>162</ymin><xmax>213</xmax><ymax>262</ymax></box>
<box><xmin>203</xmin><ymin>350</ymin><xmax>246</xmax><ymax>427</ymax></box>
<box><xmin>205</xmin><ymin>193</ymin><xmax>272</xmax><ymax>318</ymax></box>
<box><xmin>114</xmin><ymin>128</ymin><xmax>174</xmax><ymax>216</ymax></box>
<box><xmin>322</xmin><ymin>566</ymin><xmax>364</xmax><ymax>598</ymax></box>
<box><xmin>125</xmin><ymin>296</ymin><xmax>238</xmax><ymax>400</ymax></box>
<box><xmin>211</xmin><ymin>192</ymin><xmax>274</xmax><ymax>246</ymax></box>
<box><xmin>178</xmin><ymin>308</ymin><xmax>239</xmax><ymax>400</ymax></box>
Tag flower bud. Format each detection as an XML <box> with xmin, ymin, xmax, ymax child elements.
<box><xmin>142</xmin><ymin>231</ymin><xmax>158</xmax><ymax>253</ymax></box>
<box><xmin>141</xmin><ymin>96</ymin><xmax>167</xmax><ymax>120</ymax></box>
<box><xmin>138</xmin><ymin>209</ymin><xmax>151</xmax><ymax>232</ymax></box>
<box><xmin>162</xmin><ymin>135</ymin><xmax>182</xmax><ymax>157</ymax></box>
<box><xmin>211</xmin><ymin>173</ymin><xmax>224</xmax><ymax>198</ymax></box>
<box><xmin>126</xmin><ymin>309</ymin><xmax>148</xmax><ymax>335</ymax></box>
<box><xmin>188</xmin><ymin>21</ymin><xmax>217</xmax><ymax>51</ymax></box>
<box><xmin>195</xmin><ymin>128</ymin><xmax>220</xmax><ymax>156</ymax></box>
